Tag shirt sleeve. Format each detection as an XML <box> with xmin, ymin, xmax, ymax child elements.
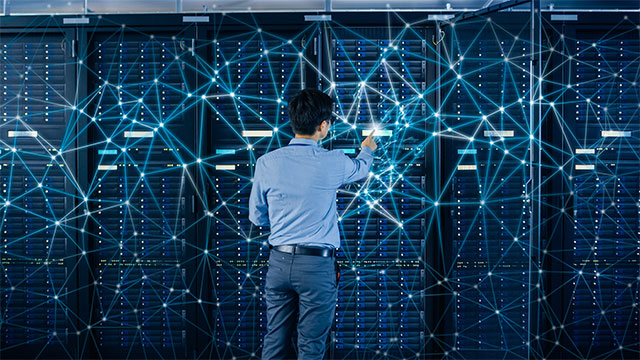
<box><xmin>341</xmin><ymin>146</ymin><xmax>374</xmax><ymax>184</ymax></box>
<box><xmin>249</xmin><ymin>158</ymin><xmax>270</xmax><ymax>226</ymax></box>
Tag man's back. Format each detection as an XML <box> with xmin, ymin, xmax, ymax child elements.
<box><xmin>250</xmin><ymin>88</ymin><xmax>377</xmax><ymax>360</ymax></box>
<box><xmin>249</xmin><ymin>138</ymin><xmax>373</xmax><ymax>249</ymax></box>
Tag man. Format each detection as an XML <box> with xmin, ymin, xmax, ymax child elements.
<box><xmin>248</xmin><ymin>88</ymin><xmax>378</xmax><ymax>359</ymax></box>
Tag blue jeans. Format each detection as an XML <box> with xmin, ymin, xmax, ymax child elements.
<box><xmin>262</xmin><ymin>249</ymin><xmax>338</xmax><ymax>360</ymax></box>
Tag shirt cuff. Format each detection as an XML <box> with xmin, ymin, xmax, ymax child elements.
<box><xmin>360</xmin><ymin>146</ymin><xmax>374</xmax><ymax>155</ymax></box>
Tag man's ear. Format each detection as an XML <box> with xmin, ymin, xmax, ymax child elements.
<box><xmin>317</xmin><ymin>121</ymin><xmax>327</xmax><ymax>133</ymax></box>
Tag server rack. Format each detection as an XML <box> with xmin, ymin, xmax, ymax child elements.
<box><xmin>443</xmin><ymin>21</ymin><xmax>532</xmax><ymax>359</ymax></box>
<box><xmin>83</xmin><ymin>30</ymin><xmax>198</xmax><ymax>358</ymax></box>
<box><xmin>0</xmin><ymin>30</ymin><xmax>77</xmax><ymax>358</ymax></box>
<box><xmin>202</xmin><ymin>24</ymin><xmax>315</xmax><ymax>358</ymax></box>
<box><xmin>557</xmin><ymin>27</ymin><xmax>640</xmax><ymax>358</ymax></box>
<box><xmin>326</xmin><ymin>26</ymin><xmax>427</xmax><ymax>358</ymax></box>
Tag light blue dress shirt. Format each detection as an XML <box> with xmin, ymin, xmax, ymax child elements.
<box><xmin>248</xmin><ymin>138</ymin><xmax>374</xmax><ymax>249</ymax></box>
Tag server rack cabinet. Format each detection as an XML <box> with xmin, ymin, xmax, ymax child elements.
<box><xmin>543</xmin><ymin>17</ymin><xmax>640</xmax><ymax>359</ymax></box>
<box><xmin>0</xmin><ymin>27</ymin><xmax>78</xmax><ymax>359</ymax></box>
<box><xmin>197</xmin><ymin>16</ymin><xmax>318</xmax><ymax>358</ymax></box>
<box><xmin>324</xmin><ymin>24</ymin><xmax>428</xmax><ymax>359</ymax></box>
<box><xmin>82</xmin><ymin>25</ymin><xmax>199</xmax><ymax>358</ymax></box>
<box><xmin>441</xmin><ymin>15</ymin><xmax>533</xmax><ymax>359</ymax></box>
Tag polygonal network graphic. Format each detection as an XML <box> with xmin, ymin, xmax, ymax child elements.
<box><xmin>0</xmin><ymin>10</ymin><xmax>638</xmax><ymax>360</ymax></box>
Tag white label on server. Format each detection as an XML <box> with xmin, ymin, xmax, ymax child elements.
<box><xmin>551</xmin><ymin>14</ymin><xmax>578</xmax><ymax>21</ymax></box>
<box><xmin>182</xmin><ymin>16</ymin><xmax>209</xmax><ymax>23</ymax></box>
<box><xmin>575</xmin><ymin>148</ymin><xmax>595</xmax><ymax>154</ymax></box>
<box><xmin>483</xmin><ymin>130</ymin><xmax>514</xmax><ymax>137</ymax></box>
<box><xmin>216</xmin><ymin>164</ymin><xmax>236</xmax><ymax>170</ymax></box>
<box><xmin>63</xmin><ymin>17</ymin><xmax>90</xmax><ymax>24</ymax></box>
<box><xmin>457</xmin><ymin>164</ymin><xmax>477</xmax><ymax>171</ymax></box>
<box><xmin>601</xmin><ymin>130</ymin><xmax>631</xmax><ymax>137</ymax></box>
<box><xmin>8</xmin><ymin>131</ymin><xmax>38</xmax><ymax>138</ymax></box>
<box><xmin>124</xmin><ymin>131</ymin><xmax>154</xmax><ymax>138</ymax></box>
<box><xmin>98</xmin><ymin>165</ymin><xmax>118</xmax><ymax>171</ymax></box>
<box><xmin>242</xmin><ymin>130</ymin><xmax>273</xmax><ymax>137</ymax></box>
<box><xmin>575</xmin><ymin>164</ymin><xmax>595</xmax><ymax>170</ymax></box>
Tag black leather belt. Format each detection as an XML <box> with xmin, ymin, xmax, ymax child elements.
<box><xmin>270</xmin><ymin>244</ymin><xmax>335</xmax><ymax>258</ymax></box>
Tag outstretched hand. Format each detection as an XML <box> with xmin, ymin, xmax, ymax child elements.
<box><xmin>361</xmin><ymin>130</ymin><xmax>378</xmax><ymax>151</ymax></box>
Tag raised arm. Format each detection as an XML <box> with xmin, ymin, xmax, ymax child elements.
<box><xmin>249</xmin><ymin>158</ymin><xmax>270</xmax><ymax>226</ymax></box>
<box><xmin>342</xmin><ymin>130</ymin><xmax>377</xmax><ymax>184</ymax></box>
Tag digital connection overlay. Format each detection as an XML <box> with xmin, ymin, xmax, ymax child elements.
<box><xmin>0</xmin><ymin>10</ymin><xmax>638</xmax><ymax>360</ymax></box>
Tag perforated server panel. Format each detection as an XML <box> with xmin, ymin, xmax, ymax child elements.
<box><xmin>329</xmin><ymin>28</ymin><xmax>426</xmax><ymax>358</ymax></box>
<box><xmin>565</xmin><ymin>32</ymin><xmax>640</xmax><ymax>358</ymax></box>
<box><xmin>0</xmin><ymin>34</ymin><xmax>75</xmax><ymax>357</ymax></box>
<box><xmin>206</xmin><ymin>32</ymin><xmax>307</xmax><ymax>357</ymax></box>
<box><xmin>86</xmin><ymin>36</ymin><xmax>194</xmax><ymax>358</ymax></box>
<box><xmin>445</xmin><ymin>29</ymin><xmax>531</xmax><ymax>359</ymax></box>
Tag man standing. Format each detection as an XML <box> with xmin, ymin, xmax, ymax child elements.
<box><xmin>249</xmin><ymin>88</ymin><xmax>378</xmax><ymax>359</ymax></box>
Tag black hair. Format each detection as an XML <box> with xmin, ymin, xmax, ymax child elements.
<box><xmin>287</xmin><ymin>89</ymin><xmax>334</xmax><ymax>136</ymax></box>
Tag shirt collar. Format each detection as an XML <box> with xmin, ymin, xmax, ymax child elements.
<box><xmin>289</xmin><ymin>138</ymin><xmax>319</xmax><ymax>147</ymax></box>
